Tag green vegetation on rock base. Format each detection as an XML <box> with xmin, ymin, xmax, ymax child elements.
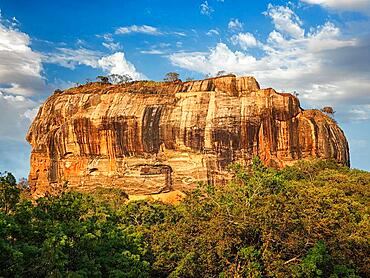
<box><xmin>1</xmin><ymin>159</ymin><xmax>369</xmax><ymax>277</ymax></box>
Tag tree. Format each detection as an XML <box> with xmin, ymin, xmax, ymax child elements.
<box><xmin>108</xmin><ymin>74</ymin><xmax>133</xmax><ymax>84</ymax></box>
<box><xmin>321</xmin><ymin>106</ymin><xmax>335</xmax><ymax>115</ymax></box>
<box><xmin>96</xmin><ymin>75</ymin><xmax>109</xmax><ymax>84</ymax></box>
<box><xmin>0</xmin><ymin>172</ymin><xmax>20</xmax><ymax>214</ymax></box>
<box><xmin>0</xmin><ymin>192</ymin><xmax>151</xmax><ymax>277</ymax></box>
<box><xmin>17</xmin><ymin>178</ymin><xmax>29</xmax><ymax>190</ymax></box>
<box><xmin>164</xmin><ymin>72</ymin><xmax>180</xmax><ymax>82</ymax></box>
<box><xmin>216</xmin><ymin>70</ymin><xmax>227</xmax><ymax>77</ymax></box>
<box><xmin>0</xmin><ymin>161</ymin><xmax>368</xmax><ymax>276</ymax></box>
<box><xmin>147</xmin><ymin>159</ymin><xmax>368</xmax><ymax>276</ymax></box>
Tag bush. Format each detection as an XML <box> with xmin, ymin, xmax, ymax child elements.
<box><xmin>0</xmin><ymin>192</ymin><xmax>150</xmax><ymax>277</ymax></box>
<box><xmin>0</xmin><ymin>159</ymin><xmax>368</xmax><ymax>277</ymax></box>
<box><xmin>147</xmin><ymin>159</ymin><xmax>368</xmax><ymax>276</ymax></box>
<box><xmin>96</xmin><ymin>75</ymin><xmax>109</xmax><ymax>84</ymax></box>
<box><xmin>164</xmin><ymin>72</ymin><xmax>180</xmax><ymax>82</ymax></box>
<box><xmin>108</xmin><ymin>74</ymin><xmax>133</xmax><ymax>84</ymax></box>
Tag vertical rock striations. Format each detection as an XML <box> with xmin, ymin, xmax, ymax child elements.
<box><xmin>27</xmin><ymin>75</ymin><xmax>349</xmax><ymax>197</ymax></box>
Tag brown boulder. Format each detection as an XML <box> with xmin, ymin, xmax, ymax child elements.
<box><xmin>27</xmin><ymin>75</ymin><xmax>349</xmax><ymax>198</ymax></box>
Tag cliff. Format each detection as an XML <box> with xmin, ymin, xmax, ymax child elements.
<box><xmin>27</xmin><ymin>75</ymin><xmax>349</xmax><ymax>197</ymax></box>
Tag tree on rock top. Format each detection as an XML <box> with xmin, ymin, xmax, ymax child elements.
<box><xmin>164</xmin><ymin>72</ymin><xmax>180</xmax><ymax>82</ymax></box>
<box><xmin>216</xmin><ymin>70</ymin><xmax>227</xmax><ymax>77</ymax></box>
<box><xmin>96</xmin><ymin>75</ymin><xmax>109</xmax><ymax>84</ymax></box>
<box><xmin>321</xmin><ymin>106</ymin><xmax>335</xmax><ymax>116</ymax></box>
<box><xmin>109</xmin><ymin>74</ymin><xmax>133</xmax><ymax>84</ymax></box>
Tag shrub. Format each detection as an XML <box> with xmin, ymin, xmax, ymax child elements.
<box><xmin>0</xmin><ymin>159</ymin><xmax>368</xmax><ymax>277</ymax></box>
<box><xmin>164</xmin><ymin>72</ymin><xmax>180</xmax><ymax>82</ymax></box>
<box><xmin>96</xmin><ymin>75</ymin><xmax>109</xmax><ymax>84</ymax></box>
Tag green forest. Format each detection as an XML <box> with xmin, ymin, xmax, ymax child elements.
<box><xmin>1</xmin><ymin>159</ymin><xmax>369</xmax><ymax>277</ymax></box>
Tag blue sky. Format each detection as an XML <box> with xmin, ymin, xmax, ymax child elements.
<box><xmin>0</xmin><ymin>0</ymin><xmax>370</xmax><ymax>178</ymax></box>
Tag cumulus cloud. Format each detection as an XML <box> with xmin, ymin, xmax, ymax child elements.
<box><xmin>45</xmin><ymin>48</ymin><xmax>146</xmax><ymax>80</ymax></box>
<box><xmin>228</xmin><ymin>19</ymin><xmax>243</xmax><ymax>31</ymax></box>
<box><xmin>115</xmin><ymin>25</ymin><xmax>161</xmax><ymax>35</ymax></box>
<box><xmin>0</xmin><ymin>22</ymin><xmax>45</xmax><ymax>96</ymax></box>
<box><xmin>169</xmin><ymin>4</ymin><xmax>370</xmax><ymax>122</ymax></box>
<box><xmin>231</xmin><ymin>32</ymin><xmax>260</xmax><ymax>49</ymax></box>
<box><xmin>263</xmin><ymin>4</ymin><xmax>304</xmax><ymax>39</ymax></box>
<box><xmin>170</xmin><ymin>43</ymin><xmax>257</xmax><ymax>74</ymax></box>
<box><xmin>301</xmin><ymin>0</ymin><xmax>370</xmax><ymax>14</ymax></box>
<box><xmin>98</xmin><ymin>52</ymin><xmax>146</xmax><ymax>80</ymax></box>
<box><xmin>200</xmin><ymin>1</ymin><xmax>214</xmax><ymax>16</ymax></box>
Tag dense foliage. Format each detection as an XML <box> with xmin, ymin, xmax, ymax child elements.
<box><xmin>0</xmin><ymin>159</ymin><xmax>369</xmax><ymax>277</ymax></box>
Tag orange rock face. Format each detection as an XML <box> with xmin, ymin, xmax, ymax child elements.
<box><xmin>27</xmin><ymin>75</ymin><xmax>349</xmax><ymax>197</ymax></box>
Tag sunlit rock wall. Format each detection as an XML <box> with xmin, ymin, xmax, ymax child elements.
<box><xmin>27</xmin><ymin>75</ymin><xmax>349</xmax><ymax>197</ymax></box>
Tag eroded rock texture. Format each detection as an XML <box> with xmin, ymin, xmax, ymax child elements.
<box><xmin>27</xmin><ymin>76</ymin><xmax>349</xmax><ymax>197</ymax></box>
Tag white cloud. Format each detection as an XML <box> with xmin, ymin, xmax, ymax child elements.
<box><xmin>102</xmin><ymin>41</ymin><xmax>121</xmax><ymax>51</ymax></box>
<box><xmin>44</xmin><ymin>47</ymin><xmax>101</xmax><ymax>69</ymax></box>
<box><xmin>0</xmin><ymin>22</ymin><xmax>45</xmax><ymax>96</ymax></box>
<box><xmin>200</xmin><ymin>1</ymin><xmax>214</xmax><ymax>16</ymax></box>
<box><xmin>207</xmin><ymin>29</ymin><xmax>220</xmax><ymax>36</ymax></box>
<box><xmin>173</xmin><ymin>31</ymin><xmax>186</xmax><ymax>37</ymax></box>
<box><xmin>170</xmin><ymin>43</ymin><xmax>257</xmax><ymax>74</ymax></box>
<box><xmin>98</xmin><ymin>32</ymin><xmax>122</xmax><ymax>51</ymax></box>
<box><xmin>158</xmin><ymin>42</ymin><xmax>171</xmax><ymax>48</ymax></box>
<box><xmin>0</xmin><ymin>91</ymin><xmax>41</xmax><ymax>178</ymax></box>
<box><xmin>98</xmin><ymin>52</ymin><xmax>146</xmax><ymax>80</ymax></box>
<box><xmin>115</xmin><ymin>25</ymin><xmax>161</xmax><ymax>35</ymax></box>
<box><xmin>45</xmin><ymin>47</ymin><xmax>146</xmax><ymax>80</ymax></box>
<box><xmin>140</xmin><ymin>49</ymin><xmax>165</xmax><ymax>55</ymax></box>
<box><xmin>140</xmin><ymin>42</ymin><xmax>172</xmax><ymax>55</ymax></box>
<box><xmin>264</xmin><ymin>4</ymin><xmax>304</xmax><ymax>39</ymax></box>
<box><xmin>0</xmin><ymin>91</ymin><xmax>39</xmax><ymax>141</ymax></box>
<box><xmin>347</xmin><ymin>106</ymin><xmax>370</xmax><ymax>121</ymax></box>
<box><xmin>228</xmin><ymin>19</ymin><xmax>243</xmax><ymax>31</ymax></box>
<box><xmin>100</xmin><ymin>33</ymin><xmax>114</xmax><ymax>41</ymax></box>
<box><xmin>23</xmin><ymin>107</ymin><xmax>39</xmax><ymax>122</ymax></box>
<box><xmin>169</xmin><ymin>4</ymin><xmax>370</xmax><ymax>122</ymax></box>
<box><xmin>301</xmin><ymin>0</ymin><xmax>370</xmax><ymax>14</ymax></box>
<box><xmin>231</xmin><ymin>32</ymin><xmax>260</xmax><ymax>49</ymax></box>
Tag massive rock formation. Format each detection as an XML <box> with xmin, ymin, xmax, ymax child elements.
<box><xmin>27</xmin><ymin>75</ymin><xmax>349</xmax><ymax>197</ymax></box>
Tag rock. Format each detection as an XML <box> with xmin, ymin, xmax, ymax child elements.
<box><xmin>27</xmin><ymin>76</ymin><xmax>349</xmax><ymax>198</ymax></box>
